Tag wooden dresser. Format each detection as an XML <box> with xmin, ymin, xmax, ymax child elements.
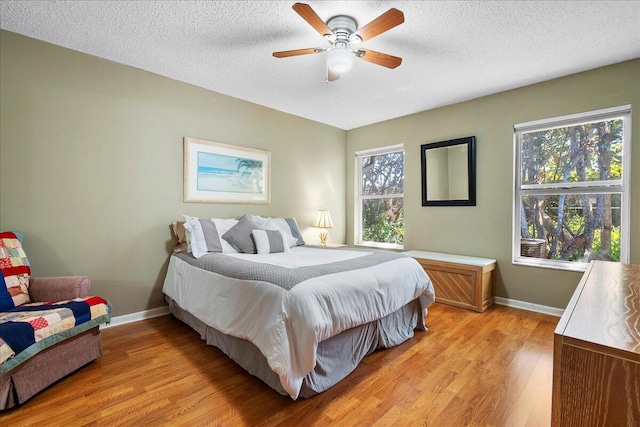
<box><xmin>552</xmin><ymin>261</ymin><xmax>640</xmax><ymax>426</ymax></box>
<box><xmin>405</xmin><ymin>250</ymin><xmax>496</xmax><ymax>312</ymax></box>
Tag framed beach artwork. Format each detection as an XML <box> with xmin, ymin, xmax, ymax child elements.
<box><xmin>183</xmin><ymin>137</ymin><xmax>271</xmax><ymax>204</ymax></box>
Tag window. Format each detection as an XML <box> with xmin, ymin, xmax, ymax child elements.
<box><xmin>356</xmin><ymin>144</ymin><xmax>404</xmax><ymax>249</ymax></box>
<box><xmin>513</xmin><ymin>105</ymin><xmax>631</xmax><ymax>271</ymax></box>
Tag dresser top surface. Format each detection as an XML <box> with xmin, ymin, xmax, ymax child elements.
<box><xmin>556</xmin><ymin>261</ymin><xmax>640</xmax><ymax>356</ymax></box>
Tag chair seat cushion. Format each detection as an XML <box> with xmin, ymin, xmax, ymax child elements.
<box><xmin>0</xmin><ymin>296</ymin><xmax>111</xmax><ymax>372</ymax></box>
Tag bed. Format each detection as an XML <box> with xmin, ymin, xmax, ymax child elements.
<box><xmin>162</xmin><ymin>234</ymin><xmax>435</xmax><ymax>399</ymax></box>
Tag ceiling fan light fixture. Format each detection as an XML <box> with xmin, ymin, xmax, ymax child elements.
<box><xmin>327</xmin><ymin>47</ymin><xmax>353</xmax><ymax>74</ymax></box>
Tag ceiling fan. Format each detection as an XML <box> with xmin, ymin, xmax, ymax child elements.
<box><xmin>273</xmin><ymin>3</ymin><xmax>404</xmax><ymax>82</ymax></box>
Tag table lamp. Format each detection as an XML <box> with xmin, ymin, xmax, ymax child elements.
<box><xmin>312</xmin><ymin>210</ymin><xmax>334</xmax><ymax>246</ymax></box>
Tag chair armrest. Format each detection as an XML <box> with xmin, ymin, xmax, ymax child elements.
<box><xmin>28</xmin><ymin>276</ymin><xmax>92</xmax><ymax>302</ymax></box>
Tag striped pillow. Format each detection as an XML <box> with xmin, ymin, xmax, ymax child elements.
<box><xmin>183</xmin><ymin>218</ymin><xmax>223</xmax><ymax>258</ymax></box>
<box><xmin>252</xmin><ymin>230</ymin><xmax>291</xmax><ymax>255</ymax></box>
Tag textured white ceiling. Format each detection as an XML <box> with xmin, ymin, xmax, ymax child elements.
<box><xmin>1</xmin><ymin>1</ymin><xmax>639</xmax><ymax>130</ymax></box>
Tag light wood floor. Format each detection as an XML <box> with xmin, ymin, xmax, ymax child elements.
<box><xmin>0</xmin><ymin>303</ymin><xmax>558</xmax><ymax>426</ymax></box>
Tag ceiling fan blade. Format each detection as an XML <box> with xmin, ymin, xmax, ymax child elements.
<box><xmin>357</xmin><ymin>49</ymin><xmax>402</xmax><ymax>69</ymax></box>
<box><xmin>292</xmin><ymin>3</ymin><xmax>333</xmax><ymax>38</ymax></box>
<box><xmin>353</xmin><ymin>8</ymin><xmax>404</xmax><ymax>42</ymax></box>
<box><xmin>273</xmin><ymin>48</ymin><xmax>323</xmax><ymax>58</ymax></box>
<box><xmin>326</xmin><ymin>67</ymin><xmax>340</xmax><ymax>82</ymax></box>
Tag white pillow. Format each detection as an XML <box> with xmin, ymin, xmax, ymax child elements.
<box><xmin>262</xmin><ymin>218</ymin><xmax>298</xmax><ymax>248</ymax></box>
<box><xmin>182</xmin><ymin>215</ymin><xmax>198</xmax><ymax>254</ymax></box>
<box><xmin>252</xmin><ymin>229</ymin><xmax>291</xmax><ymax>254</ymax></box>
<box><xmin>249</xmin><ymin>215</ymin><xmax>269</xmax><ymax>229</ymax></box>
<box><xmin>182</xmin><ymin>218</ymin><xmax>208</xmax><ymax>258</ymax></box>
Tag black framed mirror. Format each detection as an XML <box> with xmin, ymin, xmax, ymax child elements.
<box><xmin>421</xmin><ymin>136</ymin><xmax>476</xmax><ymax>206</ymax></box>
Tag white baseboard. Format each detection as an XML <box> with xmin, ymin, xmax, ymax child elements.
<box><xmin>101</xmin><ymin>305</ymin><xmax>170</xmax><ymax>329</ymax></box>
<box><xmin>494</xmin><ymin>296</ymin><xmax>564</xmax><ymax>317</ymax></box>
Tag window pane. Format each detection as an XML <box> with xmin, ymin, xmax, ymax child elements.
<box><xmin>521</xmin><ymin>119</ymin><xmax>623</xmax><ymax>185</ymax></box>
<box><xmin>361</xmin><ymin>198</ymin><xmax>404</xmax><ymax>245</ymax></box>
<box><xmin>362</xmin><ymin>152</ymin><xmax>404</xmax><ymax>196</ymax></box>
<box><xmin>519</xmin><ymin>193</ymin><xmax>621</xmax><ymax>262</ymax></box>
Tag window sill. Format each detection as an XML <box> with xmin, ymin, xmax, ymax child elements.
<box><xmin>355</xmin><ymin>241</ymin><xmax>404</xmax><ymax>251</ymax></box>
<box><xmin>512</xmin><ymin>256</ymin><xmax>589</xmax><ymax>272</ymax></box>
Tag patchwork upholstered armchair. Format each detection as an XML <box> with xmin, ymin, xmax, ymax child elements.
<box><xmin>0</xmin><ymin>232</ymin><xmax>111</xmax><ymax>409</ymax></box>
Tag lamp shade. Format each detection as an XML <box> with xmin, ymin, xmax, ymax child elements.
<box><xmin>312</xmin><ymin>210</ymin><xmax>334</xmax><ymax>229</ymax></box>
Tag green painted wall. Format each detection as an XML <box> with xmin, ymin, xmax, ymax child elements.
<box><xmin>0</xmin><ymin>31</ymin><xmax>347</xmax><ymax>316</ymax></box>
<box><xmin>347</xmin><ymin>59</ymin><xmax>640</xmax><ymax>309</ymax></box>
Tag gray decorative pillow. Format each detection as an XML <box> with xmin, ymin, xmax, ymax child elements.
<box><xmin>222</xmin><ymin>215</ymin><xmax>259</xmax><ymax>254</ymax></box>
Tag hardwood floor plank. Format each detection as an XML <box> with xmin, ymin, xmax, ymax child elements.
<box><xmin>0</xmin><ymin>303</ymin><xmax>558</xmax><ymax>426</ymax></box>
<box><xmin>507</xmin><ymin>358</ymin><xmax>553</xmax><ymax>426</ymax></box>
<box><xmin>404</xmin><ymin>388</ymin><xmax>459</xmax><ymax>426</ymax></box>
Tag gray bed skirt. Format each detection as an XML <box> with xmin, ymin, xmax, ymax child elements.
<box><xmin>166</xmin><ymin>296</ymin><xmax>423</xmax><ymax>398</ymax></box>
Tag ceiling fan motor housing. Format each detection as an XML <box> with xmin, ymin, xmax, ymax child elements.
<box><xmin>327</xmin><ymin>15</ymin><xmax>358</xmax><ymax>46</ymax></box>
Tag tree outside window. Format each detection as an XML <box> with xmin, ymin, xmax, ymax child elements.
<box><xmin>357</xmin><ymin>145</ymin><xmax>404</xmax><ymax>248</ymax></box>
<box><xmin>514</xmin><ymin>106</ymin><xmax>630</xmax><ymax>270</ymax></box>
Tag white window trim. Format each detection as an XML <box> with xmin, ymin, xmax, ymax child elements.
<box><xmin>355</xmin><ymin>144</ymin><xmax>404</xmax><ymax>250</ymax></box>
<box><xmin>512</xmin><ymin>105</ymin><xmax>631</xmax><ymax>271</ymax></box>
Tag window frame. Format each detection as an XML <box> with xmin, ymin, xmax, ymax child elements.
<box><xmin>512</xmin><ymin>105</ymin><xmax>631</xmax><ymax>271</ymax></box>
<box><xmin>355</xmin><ymin>144</ymin><xmax>405</xmax><ymax>250</ymax></box>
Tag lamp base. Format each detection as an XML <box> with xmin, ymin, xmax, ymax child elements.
<box><xmin>319</xmin><ymin>231</ymin><xmax>328</xmax><ymax>246</ymax></box>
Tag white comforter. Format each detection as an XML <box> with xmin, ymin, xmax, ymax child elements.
<box><xmin>162</xmin><ymin>247</ymin><xmax>434</xmax><ymax>399</ymax></box>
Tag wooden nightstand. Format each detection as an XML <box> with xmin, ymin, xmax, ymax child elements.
<box><xmin>405</xmin><ymin>250</ymin><xmax>496</xmax><ymax>312</ymax></box>
<box><xmin>324</xmin><ymin>243</ymin><xmax>347</xmax><ymax>248</ymax></box>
